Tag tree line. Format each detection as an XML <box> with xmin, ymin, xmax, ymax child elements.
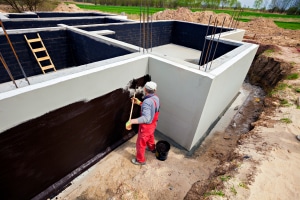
<box><xmin>1</xmin><ymin>0</ymin><xmax>299</xmax><ymax>14</ymax></box>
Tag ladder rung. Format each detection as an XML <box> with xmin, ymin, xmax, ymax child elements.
<box><xmin>32</xmin><ymin>47</ymin><xmax>46</xmax><ymax>53</ymax></box>
<box><xmin>27</xmin><ymin>38</ymin><xmax>41</xmax><ymax>43</ymax></box>
<box><xmin>42</xmin><ymin>65</ymin><xmax>55</xmax><ymax>71</ymax></box>
<box><xmin>37</xmin><ymin>56</ymin><xmax>50</xmax><ymax>62</ymax></box>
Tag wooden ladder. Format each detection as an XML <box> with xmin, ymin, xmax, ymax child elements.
<box><xmin>24</xmin><ymin>33</ymin><xmax>56</xmax><ymax>74</ymax></box>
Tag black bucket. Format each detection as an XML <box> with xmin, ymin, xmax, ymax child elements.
<box><xmin>155</xmin><ymin>140</ymin><xmax>170</xmax><ymax>161</ymax></box>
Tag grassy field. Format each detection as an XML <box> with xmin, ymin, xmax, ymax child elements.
<box><xmin>75</xmin><ymin>4</ymin><xmax>300</xmax><ymax>30</ymax></box>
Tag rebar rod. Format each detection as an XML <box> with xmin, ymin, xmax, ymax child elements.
<box><xmin>236</xmin><ymin>9</ymin><xmax>243</xmax><ymax>30</ymax></box>
<box><xmin>209</xmin><ymin>17</ymin><xmax>226</xmax><ymax>70</ymax></box>
<box><xmin>150</xmin><ymin>12</ymin><xmax>153</xmax><ymax>52</ymax></box>
<box><xmin>139</xmin><ymin>0</ymin><xmax>142</xmax><ymax>52</ymax></box>
<box><xmin>0</xmin><ymin>21</ymin><xmax>30</xmax><ymax>85</ymax></box>
<box><xmin>204</xmin><ymin>18</ymin><xmax>218</xmax><ymax>72</ymax></box>
<box><xmin>229</xmin><ymin>11</ymin><xmax>235</xmax><ymax>29</ymax></box>
<box><xmin>0</xmin><ymin>52</ymin><xmax>18</xmax><ymax>88</ymax></box>
<box><xmin>146</xmin><ymin>0</ymin><xmax>149</xmax><ymax>52</ymax></box>
<box><xmin>230</xmin><ymin>11</ymin><xmax>238</xmax><ymax>29</ymax></box>
<box><xmin>202</xmin><ymin>17</ymin><xmax>217</xmax><ymax>70</ymax></box>
<box><xmin>198</xmin><ymin>15</ymin><xmax>212</xmax><ymax>69</ymax></box>
<box><xmin>143</xmin><ymin>2</ymin><xmax>146</xmax><ymax>53</ymax></box>
<box><xmin>232</xmin><ymin>9</ymin><xmax>241</xmax><ymax>30</ymax></box>
<box><xmin>234</xmin><ymin>9</ymin><xmax>243</xmax><ymax>30</ymax></box>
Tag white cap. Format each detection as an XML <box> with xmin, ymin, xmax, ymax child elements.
<box><xmin>145</xmin><ymin>81</ymin><xmax>157</xmax><ymax>91</ymax></box>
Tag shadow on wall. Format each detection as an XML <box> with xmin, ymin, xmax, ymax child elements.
<box><xmin>0</xmin><ymin>75</ymin><xmax>150</xmax><ymax>200</ymax></box>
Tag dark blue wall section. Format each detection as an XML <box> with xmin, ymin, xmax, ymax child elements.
<box><xmin>200</xmin><ymin>40</ymin><xmax>239</xmax><ymax>67</ymax></box>
<box><xmin>0</xmin><ymin>30</ymin><xmax>75</xmax><ymax>83</ymax></box>
<box><xmin>171</xmin><ymin>21</ymin><xmax>232</xmax><ymax>51</ymax></box>
<box><xmin>67</xmin><ymin>30</ymin><xmax>132</xmax><ymax>66</ymax></box>
<box><xmin>7</xmin><ymin>13</ymin><xmax>38</xmax><ymax>18</ymax></box>
<box><xmin>80</xmin><ymin>21</ymin><xmax>174</xmax><ymax>47</ymax></box>
<box><xmin>2</xmin><ymin>18</ymin><xmax>112</xmax><ymax>29</ymax></box>
<box><xmin>36</xmin><ymin>12</ymin><xmax>107</xmax><ymax>18</ymax></box>
<box><xmin>171</xmin><ymin>21</ymin><xmax>237</xmax><ymax>66</ymax></box>
<box><xmin>0</xmin><ymin>29</ymin><xmax>133</xmax><ymax>84</ymax></box>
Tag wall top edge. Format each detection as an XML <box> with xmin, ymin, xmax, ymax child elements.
<box><xmin>0</xmin><ymin>53</ymin><xmax>147</xmax><ymax>100</ymax></box>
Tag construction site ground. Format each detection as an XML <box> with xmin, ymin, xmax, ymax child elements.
<box><xmin>1</xmin><ymin>3</ymin><xmax>300</xmax><ymax>200</ymax></box>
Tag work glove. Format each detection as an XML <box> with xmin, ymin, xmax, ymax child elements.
<box><xmin>126</xmin><ymin>121</ymin><xmax>132</xmax><ymax>130</ymax></box>
<box><xmin>132</xmin><ymin>97</ymin><xmax>142</xmax><ymax>106</ymax></box>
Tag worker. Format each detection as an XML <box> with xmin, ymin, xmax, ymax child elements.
<box><xmin>126</xmin><ymin>81</ymin><xmax>160</xmax><ymax>165</ymax></box>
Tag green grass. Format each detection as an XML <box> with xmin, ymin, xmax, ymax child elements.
<box><xmin>280</xmin><ymin>118</ymin><xmax>292</xmax><ymax>123</ymax></box>
<box><xmin>231</xmin><ymin>185</ymin><xmax>237</xmax><ymax>195</ymax></box>
<box><xmin>297</xmin><ymin>106</ymin><xmax>300</xmax><ymax>109</ymax></box>
<box><xmin>275</xmin><ymin>21</ymin><xmax>300</xmax><ymax>30</ymax></box>
<box><xmin>269</xmin><ymin>83</ymin><xmax>288</xmax><ymax>96</ymax></box>
<box><xmin>239</xmin><ymin>182</ymin><xmax>248</xmax><ymax>189</ymax></box>
<box><xmin>74</xmin><ymin>4</ymin><xmax>300</xmax><ymax>29</ymax></box>
<box><xmin>204</xmin><ymin>190</ymin><xmax>225</xmax><ymax>197</ymax></box>
<box><xmin>280</xmin><ymin>99</ymin><xmax>289</xmax><ymax>105</ymax></box>
<box><xmin>280</xmin><ymin>99</ymin><xmax>293</xmax><ymax>107</ymax></box>
<box><xmin>264</xmin><ymin>49</ymin><xmax>275</xmax><ymax>56</ymax></box>
<box><xmin>295</xmin><ymin>88</ymin><xmax>300</xmax><ymax>93</ymax></box>
<box><xmin>286</xmin><ymin>73</ymin><xmax>299</xmax><ymax>80</ymax></box>
<box><xmin>220</xmin><ymin>175</ymin><xmax>231</xmax><ymax>181</ymax></box>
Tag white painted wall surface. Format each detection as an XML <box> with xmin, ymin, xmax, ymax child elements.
<box><xmin>148</xmin><ymin>56</ymin><xmax>213</xmax><ymax>150</ymax></box>
<box><xmin>0</xmin><ymin>55</ymin><xmax>148</xmax><ymax>133</ymax></box>
<box><xmin>191</xmin><ymin>43</ymin><xmax>259</xmax><ymax>149</ymax></box>
<box><xmin>219</xmin><ymin>29</ymin><xmax>245</xmax><ymax>42</ymax></box>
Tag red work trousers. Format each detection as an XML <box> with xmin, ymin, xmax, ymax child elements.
<box><xmin>136</xmin><ymin>124</ymin><xmax>156</xmax><ymax>163</ymax></box>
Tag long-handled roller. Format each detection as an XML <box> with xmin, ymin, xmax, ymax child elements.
<box><xmin>126</xmin><ymin>92</ymin><xmax>136</xmax><ymax>130</ymax></box>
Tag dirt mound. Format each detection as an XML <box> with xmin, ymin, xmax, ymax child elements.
<box><xmin>152</xmin><ymin>7</ymin><xmax>300</xmax><ymax>47</ymax></box>
<box><xmin>240</xmin><ymin>18</ymin><xmax>300</xmax><ymax>47</ymax></box>
<box><xmin>53</xmin><ymin>3</ymin><xmax>82</xmax><ymax>12</ymax></box>
<box><xmin>153</xmin><ymin>7</ymin><xmax>233</xmax><ymax>26</ymax></box>
<box><xmin>246</xmin><ymin>17</ymin><xmax>278</xmax><ymax>29</ymax></box>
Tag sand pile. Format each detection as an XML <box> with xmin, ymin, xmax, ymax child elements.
<box><xmin>53</xmin><ymin>3</ymin><xmax>82</xmax><ymax>12</ymax></box>
<box><xmin>153</xmin><ymin>7</ymin><xmax>233</xmax><ymax>26</ymax></box>
<box><xmin>153</xmin><ymin>7</ymin><xmax>300</xmax><ymax>47</ymax></box>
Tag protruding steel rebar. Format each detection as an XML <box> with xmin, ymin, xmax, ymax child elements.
<box><xmin>0</xmin><ymin>52</ymin><xmax>18</xmax><ymax>88</ymax></box>
<box><xmin>209</xmin><ymin>17</ymin><xmax>226</xmax><ymax>70</ymax></box>
<box><xmin>198</xmin><ymin>15</ymin><xmax>212</xmax><ymax>69</ymax></box>
<box><xmin>0</xmin><ymin>20</ymin><xmax>30</xmax><ymax>85</ymax></box>
<box><xmin>146</xmin><ymin>0</ymin><xmax>149</xmax><ymax>52</ymax></box>
<box><xmin>150</xmin><ymin>12</ymin><xmax>153</xmax><ymax>52</ymax></box>
<box><xmin>234</xmin><ymin>9</ymin><xmax>243</xmax><ymax>30</ymax></box>
<box><xmin>139</xmin><ymin>1</ymin><xmax>142</xmax><ymax>52</ymax></box>
<box><xmin>204</xmin><ymin>18</ymin><xmax>218</xmax><ymax>72</ymax></box>
<box><xmin>228</xmin><ymin>11</ymin><xmax>236</xmax><ymax>29</ymax></box>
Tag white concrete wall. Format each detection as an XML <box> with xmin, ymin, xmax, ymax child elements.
<box><xmin>148</xmin><ymin>56</ymin><xmax>213</xmax><ymax>150</ymax></box>
<box><xmin>219</xmin><ymin>29</ymin><xmax>245</xmax><ymax>42</ymax></box>
<box><xmin>0</xmin><ymin>55</ymin><xmax>148</xmax><ymax>133</ymax></box>
<box><xmin>191</xmin><ymin>43</ymin><xmax>259</xmax><ymax>149</ymax></box>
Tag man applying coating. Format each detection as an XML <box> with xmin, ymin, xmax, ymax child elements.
<box><xmin>126</xmin><ymin>81</ymin><xmax>160</xmax><ymax>165</ymax></box>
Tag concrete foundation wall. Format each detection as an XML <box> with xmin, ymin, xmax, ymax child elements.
<box><xmin>172</xmin><ymin>21</ymin><xmax>232</xmax><ymax>51</ymax></box>
<box><xmin>67</xmin><ymin>30</ymin><xmax>132</xmax><ymax>66</ymax></box>
<box><xmin>79</xmin><ymin>21</ymin><xmax>174</xmax><ymax>47</ymax></box>
<box><xmin>0</xmin><ymin>55</ymin><xmax>148</xmax><ymax>133</ymax></box>
<box><xmin>1</xmin><ymin>17</ymin><xmax>123</xmax><ymax>30</ymax></box>
<box><xmin>0</xmin><ymin>28</ymin><xmax>134</xmax><ymax>84</ymax></box>
<box><xmin>0</xmin><ymin>30</ymin><xmax>74</xmax><ymax>83</ymax></box>
<box><xmin>148</xmin><ymin>56</ymin><xmax>213</xmax><ymax>149</ymax></box>
<box><xmin>192</xmin><ymin>43</ymin><xmax>259</xmax><ymax>149</ymax></box>
<box><xmin>220</xmin><ymin>29</ymin><xmax>246</xmax><ymax>41</ymax></box>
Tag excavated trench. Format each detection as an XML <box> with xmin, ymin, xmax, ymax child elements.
<box><xmin>184</xmin><ymin>43</ymin><xmax>293</xmax><ymax>199</ymax></box>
